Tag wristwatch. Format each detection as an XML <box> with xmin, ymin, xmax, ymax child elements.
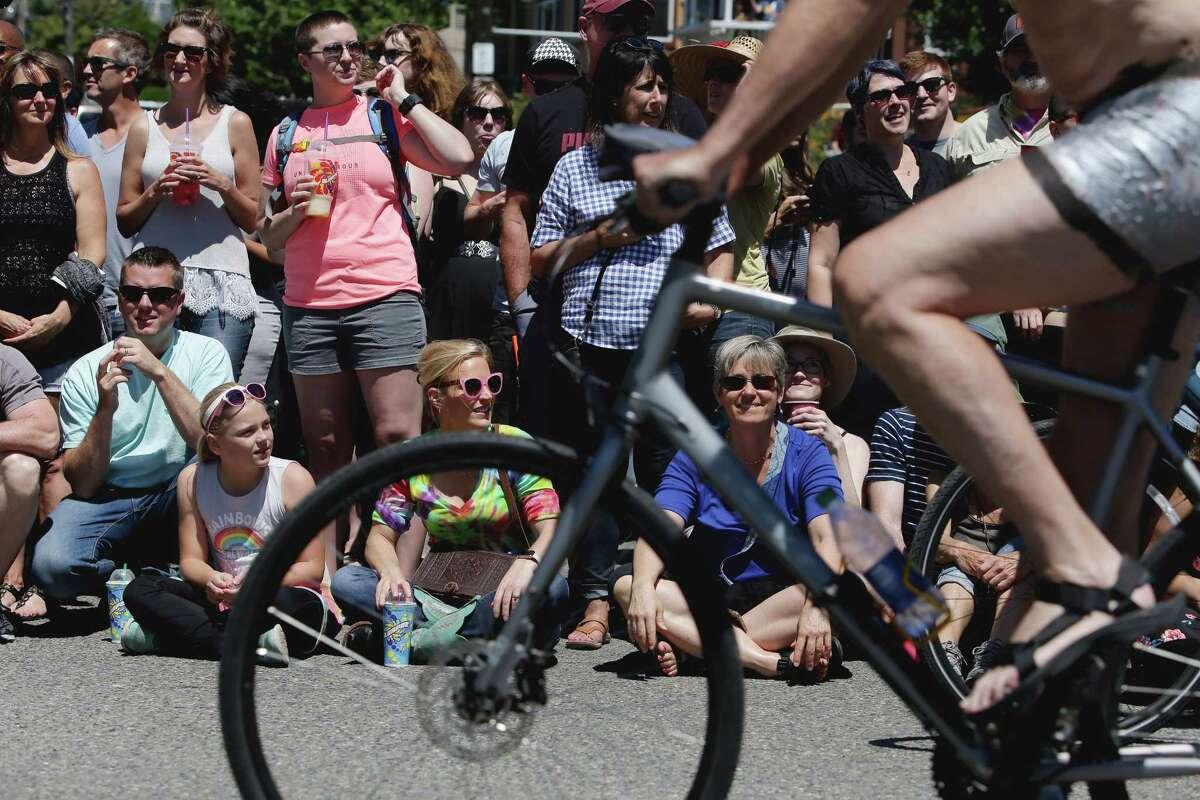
<box><xmin>397</xmin><ymin>93</ymin><xmax>424</xmax><ymax>116</ymax></box>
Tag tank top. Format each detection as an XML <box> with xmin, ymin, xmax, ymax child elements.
<box><xmin>0</xmin><ymin>151</ymin><xmax>99</xmax><ymax>367</ymax></box>
<box><xmin>195</xmin><ymin>456</ymin><xmax>292</xmax><ymax>574</ymax></box>
<box><xmin>139</xmin><ymin>105</ymin><xmax>250</xmax><ymax>279</ymax></box>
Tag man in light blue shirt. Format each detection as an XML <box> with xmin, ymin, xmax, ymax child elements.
<box><xmin>31</xmin><ymin>247</ymin><xmax>232</xmax><ymax>603</ymax></box>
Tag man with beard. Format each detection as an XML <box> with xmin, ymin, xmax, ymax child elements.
<box><xmin>943</xmin><ymin>15</ymin><xmax>1053</xmax><ymax>179</ymax></box>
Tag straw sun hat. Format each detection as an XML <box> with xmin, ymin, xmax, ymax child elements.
<box><xmin>768</xmin><ymin>326</ymin><xmax>859</xmax><ymax>409</ymax></box>
<box><xmin>669</xmin><ymin>34</ymin><xmax>764</xmax><ymax>114</ymax></box>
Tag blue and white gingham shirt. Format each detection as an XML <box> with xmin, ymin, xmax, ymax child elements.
<box><xmin>531</xmin><ymin>144</ymin><xmax>735</xmax><ymax>350</ymax></box>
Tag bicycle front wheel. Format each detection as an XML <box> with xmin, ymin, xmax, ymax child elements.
<box><xmin>219</xmin><ymin>432</ymin><xmax>744</xmax><ymax>799</ymax></box>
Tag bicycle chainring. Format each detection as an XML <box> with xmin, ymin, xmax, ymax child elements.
<box><xmin>415</xmin><ymin>639</ymin><xmax>537</xmax><ymax>761</ymax></box>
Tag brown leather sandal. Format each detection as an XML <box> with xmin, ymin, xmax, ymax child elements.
<box><xmin>565</xmin><ymin>618</ymin><xmax>611</xmax><ymax>650</ymax></box>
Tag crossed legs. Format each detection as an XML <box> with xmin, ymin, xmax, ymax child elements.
<box><xmin>835</xmin><ymin>155</ymin><xmax>1198</xmax><ymax>711</ymax></box>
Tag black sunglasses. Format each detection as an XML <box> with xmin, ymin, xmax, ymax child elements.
<box><xmin>86</xmin><ymin>56</ymin><xmax>130</xmax><ymax>75</ymax></box>
<box><xmin>531</xmin><ymin>77</ymin><xmax>571</xmax><ymax>96</ymax></box>
<box><xmin>378</xmin><ymin>48</ymin><xmax>412</xmax><ymax>65</ymax></box>
<box><xmin>912</xmin><ymin>76</ymin><xmax>950</xmax><ymax>95</ymax></box>
<box><xmin>309</xmin><ymin>41</ymin><xmax>365</xmax><ymax>60</ymax></box>
<box><xmin>160</xmin><ymin>44</ymin><xmax>210</xmax><ymax>63</ymax></box>
<box><xmin>466</xmin><ymin>105</ymin><xmax>511</xmax><ymax>125</ymax></box>
<box><xmin>614</xmin><ymin>36</ymin><xmax>665</xmax><ymax>55</ymax></box>
<box><xmin>703</xmin><ymin>63</ymin><xmax>743</xmax><ymax>84</ymax></box>
<box><xmin>719</xmin><ymin>374</ymin><xmax>778</xmax><ymax>392</ymax></box>
<box><xmin>866</xmin><ymin>83</ymin><xmax>917</xmax><ymax>105</ymax></box>
<box><xmin>119</xmin><ymin>284</ymin><xmax>181</xmax><ymax>305</ymax></box>
<box><xmin>600</xmin><ymin>12</ymin><xmax>652</xmax><ymax>36</ymax></box>
<box><xmin>9</xmin><ymin>81</ymin><xmax>58</xmax><ymax>101</ymax></box>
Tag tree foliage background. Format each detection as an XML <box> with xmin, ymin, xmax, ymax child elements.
<box><xmin>908</xmin><ymin>0</ymin><xmax>1016</xmax><ymax>103</ymax></box>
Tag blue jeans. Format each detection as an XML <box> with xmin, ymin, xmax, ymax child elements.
<box><xmin>30</xmin><ymin>480</ymin><xmax>179</xmax><ymax>602</ymax></box>
<box><xmin>331</xmin><ymin>563</ymin><xmax>569</xmax><ymax>649</ymax></box>
<box><xmin>178</xmin><ymin>308</ymin><xmax>254</xmax><ymax>381</ymax></box>
<box><xmin>706</xmin><ymin>311</ymin><xmax>775</xmax><ymax>366</ymax></box>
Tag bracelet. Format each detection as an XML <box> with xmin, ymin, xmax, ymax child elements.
<box><xmin>519</xmin><ymin>550</ymin><xmax>540</xmax><ymax>566</ymax></box>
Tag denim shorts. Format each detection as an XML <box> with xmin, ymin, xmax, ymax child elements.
<box><xmin>282</xmin><ymin>290</ymin><xmax>426</xmax><ymax>376</ymax></box>
<box><xmin>36</xmin><ymin>359</ymin><xmax>73</xmax><ymax>394</ymax></box>
<box><xmin>937</xmin><ymin>539</ymin><xmax>1022</xmax><ymax>598</ymax></box>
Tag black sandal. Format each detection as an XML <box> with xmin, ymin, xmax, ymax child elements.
<box><xmin>0</xmin><ymin>581</ymin><xmax>19</xmax><ymax>612</ymax></box>
<box><xmin>12</xmin><ymin>584</ymin><xmax>48</xmax><ymax>620</ymax></box>
<box><xmin>776</xmin><ymin>637</ymin><xmax>844</xmax><ymax>684</ymax></box>
<box><xmin>973</xmin><ymin>557</ymin><xmax>1185</xmax><ymax>709</ymax></box>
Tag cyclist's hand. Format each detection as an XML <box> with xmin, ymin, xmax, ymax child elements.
<box><xmin>374</xmin><ymin>570</ymin><xmax>413</xmax><ymax>607</ymax></box>
<box><xmin>596</xmin><ymin>219</ymin><xmax>643</xmax><ymax>250</ymax></box>
<box><xmin>627</xmin><ymin>580</ymin><xmax>665</xmax><ymax>653</ymax></box>
<box><xmin>632</xmin><ymin>144</ymin><xmax>724</xmax><ymax>227</ymax></box>
<box><xmin>492</xmin><ymin>558</ymin><xmax>536</xmax><ymax>621</ymax></box>
<box><xmin>1012</xmin><ymin>307</ymin><xmax>1045</xmax><ymax>341</ymax></box>
<box><xmin>790</xmin><ymin>604</ymin><xmax>831</xmax><ymax>680</ymax></box>
<box><xmin>981</xmin><ymin>551</ymin><xmax>1019</xmax><ymax>593</ymax></box>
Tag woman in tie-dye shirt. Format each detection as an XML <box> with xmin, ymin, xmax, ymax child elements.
<box><xmin>331</xmin><ymin>340</ymin><xmax>568</xmax><ymax>653</ymax></box>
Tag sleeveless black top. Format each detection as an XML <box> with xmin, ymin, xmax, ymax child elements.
<box><xmin>0</xmin><ymin>151</ymin><xmax>98</xmax><ymax>368</ymax></box>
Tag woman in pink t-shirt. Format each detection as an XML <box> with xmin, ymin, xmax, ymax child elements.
<box><xmin>259</xmin><ymin>11</ymin><xmax>471</xmax><ymax>558</ymax></box>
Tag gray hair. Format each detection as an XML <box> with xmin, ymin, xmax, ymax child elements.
<box><xmin>92</xmin><ymin>28</ymin><xmax>150</xmax><ymax>91</ymax></box>
<box><xmin>713</xmin><ymin>335</ymin><xmax>787</xmax><ymax>395</ymax></box>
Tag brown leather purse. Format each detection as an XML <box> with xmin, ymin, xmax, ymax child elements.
<box><xmin>410</xmin><ymin>469</ymin><xmax>533</xmax><ymax>602</ymax></box>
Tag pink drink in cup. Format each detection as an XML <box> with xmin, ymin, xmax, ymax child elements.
<box><xmin>782</xmin><ymin>399</ymin><xmax>819</xmax><ymax>419</ymax></box>
<box><xmin>305</xmin><ymin>141</ymin><xmax>337</xmax><ymax>218</ymax></box>
<box><xmin>168</xmin><ymin>144</ymin><xmax>199</xmax><ymax>206</ymax></box>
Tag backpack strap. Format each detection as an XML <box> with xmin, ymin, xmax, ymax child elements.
<box><xmin>368</xmin><ymin>96</ymin><xmax>419</xmax><ymax>240</ymax></box>
<box><xmin>273</xmin><ymin>110</ymin><xmax>304</xmax><ymax>183</ymax></box>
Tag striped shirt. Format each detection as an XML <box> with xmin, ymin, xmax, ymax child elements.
<box><xmin>865</xmin><ymin>407</ymin><xmax>955</xmax><ymax>545</ymax></box>
<box><xmin>530</xmin><ymin>144</ymin><xmax>735</xmax><ymax>349</ymax></box>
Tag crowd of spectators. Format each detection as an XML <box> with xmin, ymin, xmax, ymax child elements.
<box><xmin>0</xmin><ymin>4</ymin><xmax>1194</xmax><ymax>699</ymax></box>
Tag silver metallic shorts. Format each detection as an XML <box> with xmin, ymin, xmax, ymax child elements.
<box><xmin>1027</xmin><ymin>60</ymin><xmax>1200</xmax><ymax>280</ymax></box>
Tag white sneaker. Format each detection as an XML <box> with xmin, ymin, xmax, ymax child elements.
<box><xmin>120</xmin><ymin>621</ymin><xmax>158</xmax><ymax>654</ymax></box>
<box><xmin>256</xmin><ymin>624</ymin><xmax>289</xmax><ymax>668</ymax></box>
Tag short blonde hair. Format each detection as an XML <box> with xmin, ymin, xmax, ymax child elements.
<box><xmin>713</xmin><ymin>335</ymin><xmax>787</xmax><ymax>396</ymax></box>
<box><xmin>196</xmin><ymin>382</ymin><xmax>239</xmax><ymax>463</ymax></box>
<box><xmin>417</xmin><ymin>339</ymin><xmax>494</xmax><ymax>427</ymax></box>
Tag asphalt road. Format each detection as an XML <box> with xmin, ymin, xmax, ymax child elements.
<box><xmin>3</xmin><ymin>599</ymin><xmax>1199</xmax><ymax>800</ymax></box>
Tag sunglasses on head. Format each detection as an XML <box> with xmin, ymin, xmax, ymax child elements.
<box><xmin>378</xmin><ymin>48</ymin><xmax>412</xmax><ymax>65</ymax></box>
<box><xmin>466</xmin><ymin>105</ymin><xmax>511</xmax><ymax>125</ymax></box>
<box><xmin>9</xmin><ymin>81</ymin><xmax>58</xmax><ymax>101</ymax></box>
<box><xmin>600</xmin><ymin>12</ymin><xmax>652</xmax><ymax>36</ymax></box>
<box><xmin>86</xmin><ymin>56</ymin><xmax>130</xmax><ymax>75</ymax></box>
<box><xmin>118</xmin><ymin>284</ymin><xmax>180</xmax><ymax>305</ymax></box>
<box><xmin>866</xmin><ymin>83</ymin><xmax>917</xmax><ymax>105</ymax></box>
<box><xmin>160</xmin><ymin>43</ymin><xmax>210</xmax><ymax>63</ymax></box>
<box><xmin>440</xmin><ymin>373</ymin><xmax>503</xmax><ymax>399</ymax></box>
<box><xmin>309</xmin><ymin>40</ymin><xmax>365</xmax><ymax>60</ymax></box>
<box><xmin>203</xmin><ymin>383</ymin><xmax>267</xmax><ymax>432</ymax></box>
<box><xmin>719</xmin><ymin>373</ymin><xmax>778</xmax><ymax>392</ymax></box>
<box><xmin>912</xmin><ymin>76</ymin><xmax>950</xmax><ymax>95</ymax></box>
<box><xmin>614</xmin><ymin>36</ymin><xmax>665</xmax><ymax>54</ymax></box>
<box><xmin>703</xmin><ymin>63</ymin><xmax>743</xmax><ymax>84</ymax></box>
<box><xmin>531</xmin><ymin>77</ymin><xmax>571</xmax><ymax>95</ymax></box>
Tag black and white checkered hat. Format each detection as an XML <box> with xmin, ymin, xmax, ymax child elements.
<box><xmin>523</xmin><ymin>37</ymin><xmax>580</xmax><ymax>76</ymax></box>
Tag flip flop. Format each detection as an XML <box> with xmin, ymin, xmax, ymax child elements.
<box><xmin>565</xmin><ymin>618</ymin><xmax>611</xmax><ymax>650</ymax></box>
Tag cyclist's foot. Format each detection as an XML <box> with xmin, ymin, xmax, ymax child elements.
<box><xmin>960</xmin><ymin>556</ymin><xmax>1160</xmax><ymax>715</ymax></box>
<box><xmin>656</xmin><ymin>640</ymin><xmax>679</xmax><ymax>677</ymax></box>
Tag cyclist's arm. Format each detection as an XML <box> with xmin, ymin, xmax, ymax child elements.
<box><xmin>807</xmin><ymin>220</ymin><xmax>839</xmax><ymax>307</ymax></box>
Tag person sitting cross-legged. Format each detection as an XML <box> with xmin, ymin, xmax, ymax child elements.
<box><xmin>613</xmin><ymin>335</ymin><xmax>846</xmax><ymax>681</ymax></box>
<box><xmin>30</xmin><ymin>247</ymin><xmax>233</xmax><ymax>608</ymax></box>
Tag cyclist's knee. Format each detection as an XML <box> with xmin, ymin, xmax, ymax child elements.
<box><xmin>835</xmin><ymin>241</ymin><xmax>900</xmax><ymax>332</ymax></box>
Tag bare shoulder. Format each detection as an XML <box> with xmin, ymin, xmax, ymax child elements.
<box><xmin>845</xmin><ymin>432</ymin><xmax>871</xmax><ymax>464</ymax></box>
<box><xmin>281</xmin><ymin>461</ymin><xmax>316</xmax><ymax>497</ymax></box>
<box><xmin>66</xmin><ymin>155</ymin><xmax>101</xmax><ymax>185</ymax></box>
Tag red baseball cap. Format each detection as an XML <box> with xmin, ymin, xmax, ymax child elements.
<box><xmin>582</xmin><ymin>0</ymin><xmax>655</xmax><ymax>16</ymax></box>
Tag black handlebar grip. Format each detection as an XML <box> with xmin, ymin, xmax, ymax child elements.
<box><xmin>659</xmin><ymin>180</ymin><xmax>697</xmax><ymax>209</ymax></box>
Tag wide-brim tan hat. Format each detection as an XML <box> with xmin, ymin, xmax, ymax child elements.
<box><xmin>769</xmin><ymin>326</ymin><xmax>858</xmax><ymax>409</ymax></box>
<box><xmin>669</xmin><ymin>34</ymin><xmax>763</xmax><ymax>115</ymax></box>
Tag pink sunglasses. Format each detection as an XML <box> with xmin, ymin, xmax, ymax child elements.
<box><xmin>438</xmin><ymin>372</ymin><xmax>503</xmax><ymax>399</ymax></box>
<box><xmin>203</xmin><ymin>383</ymin><xmax>267</xmax><ymax>431</ymax></box>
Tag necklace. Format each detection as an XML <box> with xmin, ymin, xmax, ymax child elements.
<box><xmin>729</xmin><ymin>427</ymin><xmax>773</xmax><ymax>467</ymax></box>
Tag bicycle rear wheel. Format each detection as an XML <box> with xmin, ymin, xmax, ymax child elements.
<box><xmin>910</xmin><ymin>421</ymin><xmax>1200</xmax><ymax>737</ymax></box>
<box><xmin>219</xmin><ymin>432</ymin><xmax>744</xmax><ymax>799</ymax></box>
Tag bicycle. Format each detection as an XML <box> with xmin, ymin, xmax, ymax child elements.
<box><xmin>220</xmin><ymin>125</ymin><xmax>1200</xmax><ymax>799</ymax></box>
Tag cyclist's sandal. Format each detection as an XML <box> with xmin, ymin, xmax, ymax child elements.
<box><xmin>971</xmin><ymin>557</ymin><xmax>1185</xmax><ymax>712</ymax></box>
<box><xmin>565</xmin><ymin>618</ymin><xmax>611</xmax><ymax>650</ymax></box>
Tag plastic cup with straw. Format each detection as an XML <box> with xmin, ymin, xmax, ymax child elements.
<box><xmin>170</xmin><ymin>107</ymin><xmax>199</xmax><ymax>206</ymax></box>
<box><xmin>306</xmin><ymin>111</ymin><xmax>337</xmax><ymax>217</ymax></box>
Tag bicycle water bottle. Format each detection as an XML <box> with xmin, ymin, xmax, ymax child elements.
<box><xmin>818</xmin><ymin>490</ymin><xmax>947</xmax><ymax>641</ymax></box>
<box><xmin>106</xmin><ymin>564</ymin><xmax>135</xmax><ymax>642</ymax></box>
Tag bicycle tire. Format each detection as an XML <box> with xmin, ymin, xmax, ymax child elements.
<box><xmin>219</xmin><ymin>432</ymin><xmax>744</xmax><ymax>800</ymax></box>
<box><xmin>909</xmin><ymin>421</ymin><xmax>1200</xmax><ymax>737</ymax></box>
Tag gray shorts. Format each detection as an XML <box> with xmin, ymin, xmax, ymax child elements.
<box><xmin>282</xmin><ymin>290</ymin><xmax>426</xmax><ymax>376</ymax></box>
<box><xmin>1027</xmin><ymin>59</ymin><xmax>1200</xmax><ymax>280</ymax></box>
<box><xmin>937</xmin><ymin>539</ymin><xmax>1022</xmax><ymax>599</ymax></box>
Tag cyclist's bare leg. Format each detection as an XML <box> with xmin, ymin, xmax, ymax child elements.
<box><xmin>834</xmin><ymin>156</ymin><xmax>1163</xmax><ymax>711</ymax></box>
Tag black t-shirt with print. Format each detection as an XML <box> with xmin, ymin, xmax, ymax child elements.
<box><xmin>810</xmin><ymin>143</ymin><xmax>956</xmax><ymax>247</ymax></box>
<box><xmin>504</xmin><ymin>77</ymin><xmax>709</xmax><ymax>201</ymax></box>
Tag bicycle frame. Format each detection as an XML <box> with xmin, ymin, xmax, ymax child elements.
<box><xmin>478</xmin><ymin>219</ymin><xmax>1200</xmax><ymax>784</ymax></box>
